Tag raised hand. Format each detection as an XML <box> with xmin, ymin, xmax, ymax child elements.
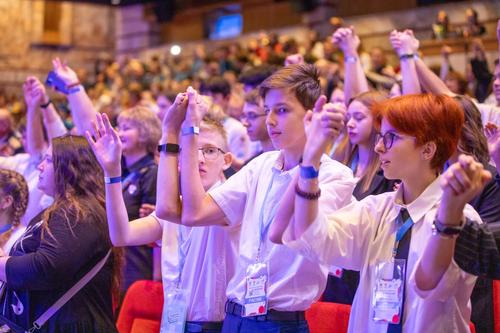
<box><xmin>52</xmin><ymin>57</ymin><xmax>79</xmax><ymax>86</ymax></box>
<box><xmin>390</xmin><ymin>30</ymin><xmax>419</xmax><ymax>56</ymax></box>
<box><xmin>23</xmin><ymin>77</ymin><xmax>36</xmax><ymax>110</ymax></box>
<box><xmin>285</xmin><ymin>54</ymin><xmax>304</xmax><ymax>66</ymax></box>
<box><xmin>161</xmin><ymin>92</ymin><xmax>188</xmax><ymax>135</ymax></box>
<box><xmin>439</xmin><ymin>154</ymin><xmax>491</xmax><ymax>224</ymax></box>
<box><xmin>485</xmin><ymin>122</ymin><xmax>500</xmax><ymax>166</ymax></box>
<box><xmin>303</xmin><ymin>96</ymin><xmax>346</xmax><ymax>164</ymax></box>
<box><xmin>86</xmin><ymin>113</ymin><xmax>122</xmax><ymax>177</ymax></box>
<box><xmin>441</xmin><ymin>45</ymin><xmax>452</xmax><ymax>59</ymax></box>
<box><xmin>332</xmin><ymin>27</ymin><xmax>360</xmax><ymax>57</ymax></box>
<box><xmin>183</xmin><ymin>86</ymin><xmax>204</xmax><ymax>127</ymax></box>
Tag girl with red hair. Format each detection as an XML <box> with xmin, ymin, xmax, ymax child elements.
<box><xmin>270</xmin><ymin>94</ymin><xmax>491</xmax><ymax>333</ymax></box>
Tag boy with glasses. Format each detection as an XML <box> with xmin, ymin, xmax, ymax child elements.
<box><xmin>158</xmin><ymin>64</ymin><xmax>355</xmax><ymax>332</ymax></box>
<box><xmin>241</xmin><ymin>89</ymin><xmax>274</xmax><ymax>162</ymax></box>
<box><xmin>88</xmin><ymin>95</ymin><xmax>238</xmax><ymax>333</ymax></box>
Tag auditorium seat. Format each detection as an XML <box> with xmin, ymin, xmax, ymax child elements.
<box><xmin>116</xmin><ymin>280</ymin><xmax>163</xmax><ymax>333</ymax></box>
<box><xmin>305</xmin><ymin>301</ymin><xmax>477</xmax><ymax>333</ymax></box>
<box><xmin>494</xmin><ymin>280</ymin><xmax>500</xmax><ymax>333</ymax></box>
<box><xmin>116</xmin><ymin>283</ymin><xmax>479</xmax><ymax>333</ymax></box>
<box><xmin>306</xmin><ymin>302</ymin><xmax>351</xmax><ymax>333</ymax></box>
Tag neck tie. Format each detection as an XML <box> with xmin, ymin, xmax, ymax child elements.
<box><xmin>387</xmin><ymin>208</ymin><xmax>413</xmax><ymax>333</ymax></box>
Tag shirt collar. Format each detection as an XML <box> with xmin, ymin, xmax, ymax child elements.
<box><xmin>393</xmin><ymin>176</ymin><xmax>442</xmax><ymax>223</ymax></box>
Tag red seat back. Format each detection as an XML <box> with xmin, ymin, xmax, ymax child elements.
<box><xmin>494</xmin><ymin>280</ymin><xmax>500</xmax><ymax>333</ymax></box>
<box><xmin>305</xmin><ymin>301</ymin><xmax>477</xmax><ymax>333</ymax></box>
<box><xmin>306</xmin><ymin>302</ymin><xmax>351</xmax><ymax>333</ymax></box>
<box><xmin>116</xmin><ymin>280</ymin><xmax>164</xmax><ymax>333</ymax></box>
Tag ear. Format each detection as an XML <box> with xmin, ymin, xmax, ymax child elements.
<box><xmin>0</xmin><ymin>195</ymin><xmax>13</xmax><ymax>211</ymax></box>
<box><xmin>222</xmin><ymin>151</ymin><xmax>233</xmax><ymax>171</ymax></box>
<box><xmin>421</xmin><ymin>141</ymin><xmax>437</xmax><ymax>162</ymax></box>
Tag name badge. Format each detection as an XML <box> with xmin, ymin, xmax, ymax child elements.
<box><xmin>371</xmin><ymin>259</ymin><xmax>406</xmax><ymax>325</ymax></box>
<box><xmin>329</xmin><ymin>265</ymin><xmax>344</xmax><ymax>278</ymax></box>
<box><xmin>243</xmin><ymin>261</ymin><xmax>269</xmax><ymax>317</ymax></box>
<box><xmin>160</xmin><ymin>288</ymin><xmax>189</xmax><ymax>333</ymax></box>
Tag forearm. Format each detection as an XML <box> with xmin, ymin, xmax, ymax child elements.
<box><xmin>105</xmin><ymin>182</ymin><xmax>135</xmax><ymax>246</ymax></box>
<box><xmin>156</xmin><ymin>132</ymin><xmax>182</xmax><ymax>222</ymax></box>
<box><xmin>42</xmin><ymin>104</ymin><xmax>68</xmax><ymax>140</ymax></box>
<box><xmin>291</xmin><ymin>155</ymin><xmax>321</xmax><ymax>239</ymax></box>
<box><xmin>415</xmin><ymin>206</ymin><xmax>463</xmax><ymax>291</ymax></box>
<box><xmin>400</xmin><ymin>57</ymin><xmax>421</xmax><ymax>94</ymax></box>
<box><xmin>415</xmin><ymin>58</ymin><xmax>453</xmax><ymax>96</ymax></box>
<box><xmin>344</xmin><ymin>53</ymin><xmax>369</xmax><ymax>103</ymax></box>
<box><xmin>180</xmin><ymin>134</ymin><xmax>209</xmax><ymax>226</ymax></box>
<box><xmin>67</xmin><ymin>89</ymin><xmax>98</xmax><ymax>135</ymax></box>
<box><xmin>0</xmin><ymin>256</ymin><xmax>7</xmax><ymax>282</ymax></box>
<box><xmin>439</xmin><ymin>58</ymin><xmax>450</xmax><ymax>81</ymax></box>
<box><xmin>26</xmin><ymin>108</ymin><xmax>47</xmax><ymax>155</ymax></box>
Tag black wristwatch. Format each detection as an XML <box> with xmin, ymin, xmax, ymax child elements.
<box><xmin>432</xmin><ymin>217</ymin><xmax>463</xmax><ymax>236</ymax></box>
<box><xmin>157</xmin><ymin>143</ymin><xmax>180</xmax><ymax>154</ymax></box>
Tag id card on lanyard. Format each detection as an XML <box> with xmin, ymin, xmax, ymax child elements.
<box><xmin>161</xmin><ymin>228</ymin><xmax>189</xmax><ymax>333</ymax></box>
<box><xmin>243</xmin><ymin>171</ymin><xmax>286</xmax><ymax>317</ymax></box>
<box><xmin>371</xmin><ymin>214</ymin><xmax>413</xmax><ymax>325</ymax></box>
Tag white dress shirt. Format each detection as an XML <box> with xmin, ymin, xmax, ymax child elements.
<box><xmin>152</xmin><ymin>206</ymin><xmax>240</xmax><ymax>321</ymax></box>
<box><xmin>475</xmin><ymin>101</ymin><xmax>500</xmax><ymax>125</ymax></box>
<box><xmin>209</xmin><ymin>150</ymin><xmax>355</xmax><ymax>311</ymax></box>
<box><xmin>285</xmin><ymin>177</ymin><xmax>480</xmax><ymax>333</ymax></box>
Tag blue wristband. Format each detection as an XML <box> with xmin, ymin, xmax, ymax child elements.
<box><xmin>300</xmin><ymin>165</ymin><xmax>319</xmax><ymax>179</ymax></box>
<box><xmin>181</xmin><ymin>126</ymin><xmax>200</xmax><ymax>136</ymax></box>
<box><xmin>344</xmin><ymin>55</ymin><xmax>357</xmax><ymax>63</ymax></box>
<box><xmin>104</xmin><ymin>176</ymin><xmax>122</xmax><ymax>184</ymax></box>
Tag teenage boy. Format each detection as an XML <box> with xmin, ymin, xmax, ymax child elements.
<box><xmin>200</xmin><ymin>76</ymin><xmax>251</xmax><ymax>165</ymax></box>
<box><xmin>241</xmin><ymin>89</ymin><xmax>274</xmax><ymax>161</ymax></box>
<box><xmin>87</xmin><ymin>95</ymin><xmax>238</xmax><ymax>333</ymax></box>
<box><xmin>158</xmin><ymin>64</ymin><xmax>356</xmax><ymax>332</ymax></box>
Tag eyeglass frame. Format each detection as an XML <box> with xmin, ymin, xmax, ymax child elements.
<box><xmin>240</xmin><ymin>112</ymin><xmax>267</xmax><ymax>121</ymax></box>
<box><xmin>197</xmin><ymin>145</ymin><xmax>226</xmax><ymax>160</ymax></box>
<box><xmin>375</xmin><ymin>131</ymin><xmax>416</xmax><ymax>150</ymax></box>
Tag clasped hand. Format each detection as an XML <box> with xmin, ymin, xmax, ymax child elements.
<box><xmin>303</xmin><ymin>95</ymin><xmax>346</xmax><ymax>164</ymax></box>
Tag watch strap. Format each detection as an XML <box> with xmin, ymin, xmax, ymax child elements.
<box><xmin>104</xmin><ymin>176</ymin><xmax>122</xmax><ymax>184</ymax></box>
<box><xmin>158</xmin><ymin>143</ymin><xmax>180</xmax><ymax>153</ymax></box>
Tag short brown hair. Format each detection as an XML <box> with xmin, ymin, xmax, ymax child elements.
<box><xmin>373</xmin><ymin>94</ymin><xmax>464</xmax><ymax>170</ymax></box>
<box><xmin>244</xmin><ymin>89</ymin><xmax>262</xmax><ymax>107</ymax></box>
<box><xmin>259</xmin><ymin>63</ymin><xmax>321</xmax><ymax>110</ymax></box>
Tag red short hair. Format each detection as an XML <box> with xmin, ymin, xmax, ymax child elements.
<box><xmin>373</xmin><ymin>94</ymin><xmax>464</xmax><ymax>170</ymax></box>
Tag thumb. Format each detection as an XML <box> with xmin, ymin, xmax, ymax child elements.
<box><xmin>304</xmin><ymin>110</ymin><xmax>313</xmax><ymax>123</ymax></box>
<box><xmin>187</xmin><ymin>86</ymin><xmax>198</xmax><ymax>107</ymax></box>
<box><xmin>313</xmin><ymin>95</ymin><xmax>327</xmax><ymax>113</ymax></box>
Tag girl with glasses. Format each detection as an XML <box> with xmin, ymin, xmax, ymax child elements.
<box><xmin>270</xmin><ymin>94</ymin><xmax>491</xmax><ymax>333</ymax></box>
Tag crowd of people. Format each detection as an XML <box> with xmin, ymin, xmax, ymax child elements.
<box><xmin>0</xmin><ymin>10</ymin><xmax>499</xmax><ymax>333</ymax></box>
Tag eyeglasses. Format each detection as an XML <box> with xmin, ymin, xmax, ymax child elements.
<box><xmin>198</xmin><ymin>146</ymin><xmax>225</xmax><ymax>161</ymax></box>
<box><xmin>375</xmin><ymin>131</ymin><xmax>415</xmax><ymax>150</ymax></box>
<box><xmin>241</xmin><ymin>112</ymin><xmax>267</xmax><ymax>121</ymax></box>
